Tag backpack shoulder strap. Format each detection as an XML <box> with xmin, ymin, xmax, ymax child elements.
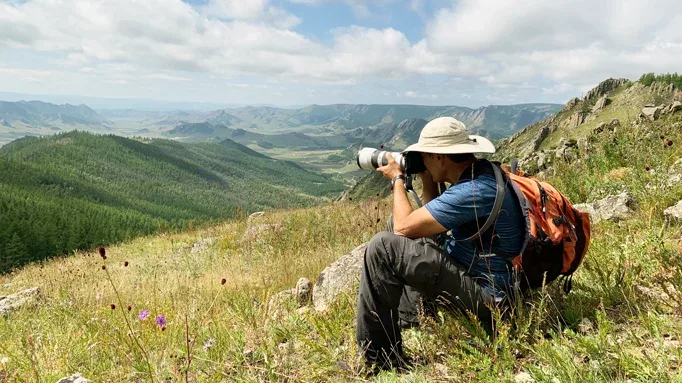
<box><xmin>459</xmin><ymin>162</ymin><xmax>506</xmax><ymax>242</ymax></box>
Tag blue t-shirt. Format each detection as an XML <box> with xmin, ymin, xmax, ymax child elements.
<box><xmin>425</xmin><ymin>168</ymin><xmax>525</xmax><ymax>298</ymax></box>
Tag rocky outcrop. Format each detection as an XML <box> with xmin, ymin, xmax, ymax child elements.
<box><xmin>0</xmin><ymin>287</ymin><xmax>41</xmax><ymax>317</ymax></box>
<box><xmin>56</xmin><ymin>374</ymin><xmax>91</xmax><ymax>383</ymax></box>
<box><xmin>312</xmin><ymin>243</ymin><xmax>367</xmax><ymax>312</ymax></box>
<box><xmin>664</xmin><ymin>200</ymin><xmax>682</xmax><ymax>221</ymax></box>
<box><xmin>574</xmin><ymin>192</ymin><xmax>635</xmax><ymax>224</ymax></box>
<box><xmin>567</xmin><ymin>112</ymin><xmax>588</xmax><ymax>128</ymax></box>
<box><xmin>564</xmin><ymin>97</ymin><xmax>580</xmax><ymax>111</ymax></box>
<box><xmin>592</xmin><ymin>96</ymin><xmax>610</xmax><ymax>112</ymax></box>
<box><xmin>584</xmin><ymin>78</ymin><xmax>629</xmax><ymax>101</ymax></box>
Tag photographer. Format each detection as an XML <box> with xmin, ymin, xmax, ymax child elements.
<box><xmin>355</xmin><ymin>117</ymin><xmax>526</xmax><ymax>371</ymax></box>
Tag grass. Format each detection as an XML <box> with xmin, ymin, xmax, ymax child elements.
<box><xmin>2</xmin><ymin>92</ymin><xmax>682</xmax><ymax>381</ymax></box>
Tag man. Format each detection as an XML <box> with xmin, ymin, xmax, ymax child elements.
<box><xmin>355</xmin><ymin>116</ymin><xmax>526</xmax><ymax>370</ymax></box>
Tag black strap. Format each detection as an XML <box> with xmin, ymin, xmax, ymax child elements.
<box><xmin>511</xmin><ymin>158</ymin><xmax>519</xmax><ymax>174</ymax></box>
<box><xmin>458</xmin><ymin>163</ymin><xmax>506</xmax><ymax>242</ymax></box>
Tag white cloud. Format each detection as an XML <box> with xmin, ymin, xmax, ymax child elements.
<box><xmin>0</xmin><ymin>0</ymin><xmax>681</xmax><ymax>105</ymax></box>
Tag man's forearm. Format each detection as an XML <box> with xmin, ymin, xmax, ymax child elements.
<box><xmin>421</xmin><ymin>182</ymin><xmax>439</xmax><ymax>204</ymax></box>
<box><xmin>392</xmin><ymin>179</ymin><xmax>413</xmax><ymax>230</ymax></box>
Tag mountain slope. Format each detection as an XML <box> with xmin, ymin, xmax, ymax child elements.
<box><xmin>0</xmin><ymin>131</ymin><xmax>344</xmax><ymax>271</ymax></box>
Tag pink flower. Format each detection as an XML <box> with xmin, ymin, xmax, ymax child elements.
<box><xmin>156</xmin><ymin>315</ymin><xmax>166</xmax><ymax>327</ymax></box>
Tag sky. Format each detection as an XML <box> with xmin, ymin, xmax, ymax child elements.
<box><xmin>0</xmin><ymin>0</ymin><xmax>681</xmax><ymax>108</ymax></box>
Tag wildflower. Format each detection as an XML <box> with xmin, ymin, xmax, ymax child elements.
<box><xmin>98</xmin><ymin>246</ymin><xmax>106</xmax><ymax>260</ymax></box>
<box><xmin>139</xmin><ymin>309</ymin><xmax>150</xmax><ymax>320</ymax></box>
<box><xmin>124</xmin><ymin>261</ymin><xmax>129</xmax><ymax>267</ymax></box>
<box><xmin>110</xmin><ymin>304</ymin><xmax>116</xmax><ymax>310</ymax></box>
<box><xmin>221</xmin><ymin>278</ymin><xmax>227</xmax><ymax>285</ymax></box>
<box><xmin>0</xmin><ymin>356</ymin><xmax>9</xmax><ymax>364</ymax></box>
<box><xmin>156</xmin><ymin>315</ymin><xmax>167</xmax><ymax>328</ymax></box>
<box><xmin>203</xmin><ymin>338</ymin><xmax>217</xmax><ymax>351</ymax></box>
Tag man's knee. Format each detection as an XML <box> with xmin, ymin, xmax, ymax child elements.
<box><xmin>365</xmin><ymin>231</ymin><xmax>400</xmax><ymax>271</ymax></box>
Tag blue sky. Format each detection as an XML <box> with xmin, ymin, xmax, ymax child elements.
<box><xmin>0</xmin><ymin>0</ymin><xmax>681</xmax><ymax>108</ymax></box>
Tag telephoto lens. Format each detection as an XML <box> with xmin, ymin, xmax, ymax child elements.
<box><xmin>356</xmin><ymin>148</ymin><xmax>426</xmax><ymax>175</ymax></box>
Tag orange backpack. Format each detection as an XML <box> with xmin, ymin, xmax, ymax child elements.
<box><xmin>463</xmin><ymin>160</ymin><xmax>591</xmax><ymax>293</ymax></box>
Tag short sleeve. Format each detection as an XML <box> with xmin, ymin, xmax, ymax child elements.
<box><xmin>424</xmin><ymin>176</ymin><xmax>497</xmax><ymax>231</ymax></box>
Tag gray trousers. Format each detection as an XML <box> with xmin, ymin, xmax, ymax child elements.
<box><xmin>355</xmin><ymin>231</ymin><xmax>498</xmax><ymax>368</ymax></box>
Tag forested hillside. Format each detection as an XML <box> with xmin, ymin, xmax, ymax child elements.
<box><xmin>0</xmin><ymin>131</ymin><xmax>344</xmax><ymax>272</ymax></box>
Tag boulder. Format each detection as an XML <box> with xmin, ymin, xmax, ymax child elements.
<box><xmin>609</xmin><ymin>118</ymin><xmax>620</xmax><ymax>128</ymax></box>
<box><xmin>565</xmin><ymin>97</ymin><xmax>580</xmax><ymax>110</ymax></box>
<box><xmin>642</xmin><ymin>105</ymin><xmax>663</xmax><ymax>121</ymax></box>
<box><xmin>573</xmin><ymin>192</ymin><xmax>635</xmax><ymax>224</ymax></box>
<box><xmin>577</xmin><ymin>137</ymin><xmax>590</xmax><ymax>153</ymax></box>
<box><xmin>664</xmin><ymin>200</ymin><xmax>682</xmax><ymax>221</ymax></box>
<box><xmin>56</xmin><ymin>374</ymin><xmax>91</xmax><ymax>383</ymax></box>
<box><xmin>247</xmin><ymin>211</ymin><xmax>265</xmax><ymax>223</ymax></box>
<box><xmin>0</xmin><ymin>287</ymin><xmax>41</xmax><ymax>317</ymax></box>
<box><xmin>313</xmin><ymin>243</ymin><xmax>367</xmax><ymax>312</ymax></box>
<box><xmin>592</xmin><ymin>96</ymin><xmax>610</xmax><ymax>112</ymax></box>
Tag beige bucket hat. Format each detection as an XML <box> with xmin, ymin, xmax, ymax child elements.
<box><xmin>403</xmin><ymin>116</ymin><xmax>495</xmax><ymax>154</ymax></box>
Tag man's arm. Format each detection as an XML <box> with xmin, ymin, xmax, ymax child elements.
<box><xmin>377</xmin><ymin>155</ymin><xmax>447</xmax><ymax>239</ymax></box>
<box><xmin>419</xmin><ymin>171</ymin><xmax>440</xmax><ymax>204</ymax></box>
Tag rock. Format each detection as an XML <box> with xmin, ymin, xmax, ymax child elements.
<box><xmin>242</xmin><ymin>223</ymin><xmax>283</xmax><ymax>243</ymax></box>
<box><xmin>268</xmin><ymin>289</ymin><xmax>295</xmax><ymax>320</ymax></box>
<box><xmin>0</xmin><ymin>287</ymin><xmax>41</xmax><ymax>317</ymax></box>
<box><xmin>56</xmin><ymin>374</ymin><xmax>91</xmax><ymax>383</ymax></box>
<box><xmin>294</xmin><ymin>277</ymin><xmax>312</xmax><ymax>306</ymax></box>
<box><xmin>296</xmin><ymin>306</ymin><xmax>311</xmax><ymax>316</ymax></box>
<box><xmin>190</xmin><ymin>237</ymin><xmax>215</xmax><ymax>255</ymax></box>
<box><xmin>642</xmin><ymin>105</ymin><xmax>663</xmax><ymax>121</ymax></box>
<box><xmin>664</xmin><ymin>200</ymin><xmax>682</xmax><ymax>221</ymax></box>
<box><xmin>247</xmin><ymin>211</ymin><xmax>265</xmax><ymax>222</ymax></box>
<box><xmin>584</xmin><ymin>78</ymin><xmax>628</xmax><ymax>100</ymax></box>
<box><xmin>593</xmin><ymin>122</ymin><xmax>607</xmax><ymax>134</ymax></box>
<box><xmin>635</xmin><ymin>285</ymin><xmax>669</xmax><ymax>300</ymax></box>
<box><xmin>577</xmin><ymin>138</ymin><xmax>590</xmax><ymax>153</ymax></box>
<box><xmin>609</xmin><ymin>118</ymin><xmax>620</xmax><ymax>128</ymax></box>
<box><xmin>514</xmin><ymin>371</ymin><xmax>536</xmax><ymax>383</ymax></box>
<box><xmin>592</xmin><ymin>96</ymin><xmax>610</xmax><ymax>112</ymax></box>
<box><xmin>573</xmin><ymin>192</ymin><xmax>635</xmax><ymax>224</ymax></box>
<box><xmin>313</xmin><ymin>243</ymin><xmax>367</xmax><ymax>312</ymax></box>
<box><xmin>565</xmin><ymin>97</ymin><xmax>580</xmax><ymax>110</ymax></box>
<box><xmin>664</xmin><ymin>101</ymin><xmax>682</xmax><ymax>115</ymax></box>
<box><xmin>267</xmin><ymin>277</ymin><xmax>313</xmax><ymax>319</ymax></box>
<box><xmin>531</xmin><ymin>126</ymin><xmax>550</xmax><ymax>151</ymax></box>
<box><xmin>578</xmin><ymin>318</ymin><xmax>594</xmax><ymax>334</ymax></box>
<box><xmin>667</xmin><ymin>174</ymin><xmax>681</xmax><ymax>187</ymax></box>
<box><xmin>568</xmin><ymin>112</ymin><xmax>588</xmax><ymax>128</ymax></box>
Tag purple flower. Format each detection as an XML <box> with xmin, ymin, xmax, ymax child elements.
<box><xmin>156</xmin><ymin>315</ymin><xmax>166</xmax><ymax>327</ymax></box>
<box><xmin>138</xmin><ymin>309</ymin><xmax>149</xmax><ymax>320</ymax></box>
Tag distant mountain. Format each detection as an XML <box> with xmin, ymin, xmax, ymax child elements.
<box><xmin>0</xmin><ymin>131</ymin><xmax>345</xmax><ymax>271</ymax></box>
<box><xmin>203</xmin><ymin>103</ymin><xmax>561</xmax><ymax>139</ymax></box>
<box><xmin>0</xmin><ymin>100</ymin><xmax>112</xmax><ymax>129</ymax></box>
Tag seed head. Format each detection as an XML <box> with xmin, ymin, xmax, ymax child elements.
<box><xmin>127</xmin><ymin>305</ymin><xmax>132</xmax><ymax>311</ymax></box>
<box><xmin>668</xmin><ymin>140</ymin><xmax>673</xmax><ymax>147</ymax></box>
<box><xmin>645</xmin><ymin>166</ymin><xmax>650</xmax><ymax>171</ymax></box>
<box><xmin>110</xmin><ymin>304</ymin><xmax>116</xmax><ymax>310</ymax></box>
<box><xmin>380</xmin><ymin>144</ymin><xmax>384</xmax><ymax>149</ymax></box>
<box><xmin>221</xmin><ymin>278</ymin><xmax>227</xmax><ymax>285</ymax></box>
<box><xmin>98</xmin><ymin>246</ymin><xmax>106</xmax><ymax>260</ymax></box>
<box><xmin>124</xmin><ymin>261</ymin><xmax>129</xmax><ymax>267</ymax></box>
<box><xmin>101</xmin><ymin>265</ymin><xmax>106</xmax><ymax>270</ymax></box>
<box><xmin>661</xmin><ymin>135</ymin><xmax>666</xmax><ymax>140</ymax></box>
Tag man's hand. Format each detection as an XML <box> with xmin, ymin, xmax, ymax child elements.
<box><xmin>376</xmin><ymin>152</ymin><xmax>403</xmax><ymax>180</ymax></box>
<box><xmin>419</xmin><ymin>170</ymin><xmax>439</xmax><ymax>204</ymax></box>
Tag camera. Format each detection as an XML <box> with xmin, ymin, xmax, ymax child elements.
<box><xmin>356</xmin><ymin>147</ymin><xmax>426</xmax><ymax>175</ymax></box>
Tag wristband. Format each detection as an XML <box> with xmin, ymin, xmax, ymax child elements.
<box><xmin>391</xmin><ymin>174</ymin><xmax>406</xmax><ymax>189</ymax></box>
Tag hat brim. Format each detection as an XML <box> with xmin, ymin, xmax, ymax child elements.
<box><xmin>402</xmin><ymin>135</ymin><xmax>495</xmax><ymax>154</ymax></box>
